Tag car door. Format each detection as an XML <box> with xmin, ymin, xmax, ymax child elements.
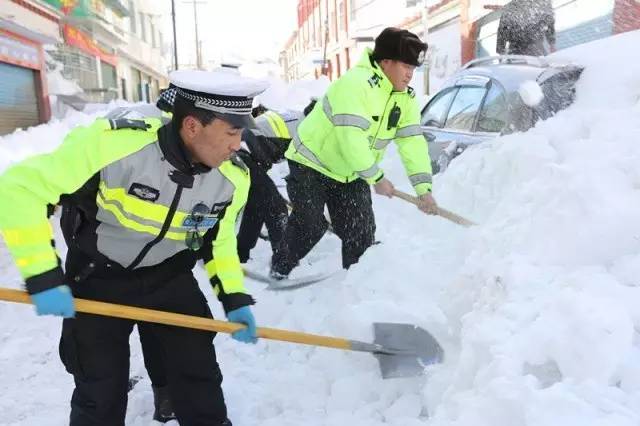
<box><xmin>420</xmin><ymin>87</ymin><xmax>459</xmax><ymax>173</ymax></box>
<box><xmin>421</xmin><ymin>76</ymin><xmax>490</xmax><ymax>173</ymax></box>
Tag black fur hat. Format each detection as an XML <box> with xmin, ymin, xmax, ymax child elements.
<box><xmin>372</xmin><ymin>27</ymin><xmax>428</xmax><ymax>67</ymax></box>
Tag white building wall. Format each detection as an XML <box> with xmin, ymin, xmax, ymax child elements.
<box><xmin>0</xmin><ymin>0</ymin><xmax>61</xmax><ymax>42</ymax></box>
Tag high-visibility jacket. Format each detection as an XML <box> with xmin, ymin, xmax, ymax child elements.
<box><xmin>286</xmin><ymin>48</ymin><xmax>433</xmax><ymax>195</ymax></box>
<box><xmin>0</xmin><ymin>117</ymin><xmax>252</xmax><ymax>312</ymax></box>
<box><xmin>241</xmin><ymin>110</ymin><xmax>303</xmax><ymax>169</ymax></box>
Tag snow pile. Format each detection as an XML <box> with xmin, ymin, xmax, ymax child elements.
<box><xmin>255</xmin><ymin>76</ymin><xmax>330</xmax><ymax>111</ymax></box>
<box><xmin>1</xmin><ymin>30</ymin><xmax>640</xmax><ymax>425</ymax></box>
<box><xmin>45</xmin><ymin>50</ymin><xmax>83</xmax><ymax>97</ymax></box>
<box><xmin>424</xmin><ymin>29</ymin><xmax>640</xmax><ymax>425</ymax></box>
<box><xmin>518</xmin><ymin>80</ymin><xmax>544</xmax><ymax>107</ymax></box>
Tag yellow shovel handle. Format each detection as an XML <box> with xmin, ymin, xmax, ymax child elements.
<box><xmin>0</xmin><ymin>288</ymin><xmax>352</xmax><ymax>351</ymax></box>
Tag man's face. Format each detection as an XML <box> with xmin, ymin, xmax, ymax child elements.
<box><xmin>182</xmin><ymin>116</ymin><xmax>243</xmax><ymax>168</ymax></box>
<box><xmin>380</xmin><ymin>59</ymin><xmax>416</xmax><ymax>91</ymax></box>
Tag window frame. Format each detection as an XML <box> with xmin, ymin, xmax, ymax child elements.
<box><xmin>441</xmin><ymin>85</ymin><xmax>489</xmax><ymax>133</ymax></box>
<box><xmin>421</xmin><ymin>86</ymin><xmax>459</xmax><ymax>129</ymax></box>
<box><xmin>474</xmin><ymin>79</ymin><xmax>511</xmax><ymax>134</ymax></box>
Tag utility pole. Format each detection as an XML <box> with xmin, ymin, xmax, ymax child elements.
<box><xmin>171</xmin><ymin>0</ymin><xmax>178</xmax><ymax>70</ymax></box>
<box><xmin>183</xmin><ymin>0</ymin><xmax>207</xmax><ymax>69</ymax></box>
<box><xmin>193</xmin><ymin>0</ymin><xmax>201</xmax><ymax>68</ymax></box>
<box><xmin>422</xmin><ymin>0</ymin><xmax>430</xmax><ymax>95</ymax></box>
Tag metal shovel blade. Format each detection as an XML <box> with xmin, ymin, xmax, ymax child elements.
<box><xmin>373</xmin><ymin>322</ymin><xmax>444</xmax><ymax>379</ymax></box>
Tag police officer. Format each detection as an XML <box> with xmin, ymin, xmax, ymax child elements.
<box><xmin>0</xmin><ymin>69</ymin><xmax>267</xmax><ymax>425</ymax></box>
<box><xmin>101</xmin><ymin>86</ymin><xmax>180</xmax><ymax>423</ymax></box>
<box><xmin>271</xmin><ymin>27</ymin><xmax>437</xmax><ymax>279</ymax></box>
<box><xmin>236</xmin><ymin>101</ymin><xmax>316</xmax><ymax>263</ymax></box>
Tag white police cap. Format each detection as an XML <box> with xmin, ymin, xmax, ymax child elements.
<box><xmin>168</xmin><ymin>69</ymin><xmax>269</xmax><ymax>128</ymax></box>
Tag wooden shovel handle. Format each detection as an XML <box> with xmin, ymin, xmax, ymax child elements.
<box><xmin>0</xmin><ymin>288</ymin><xmax>352</xmax><ymax>351</ymax></box>
<box><xmin>392</xmin><ymin>189</ymin><xmax>476</xmax><ymax>227</ymax></box>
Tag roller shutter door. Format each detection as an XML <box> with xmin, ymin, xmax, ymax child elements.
<box><xmin>0</xmin><ymin>62</ymin><xmax>40</xmax><ymax>136</ymax></box>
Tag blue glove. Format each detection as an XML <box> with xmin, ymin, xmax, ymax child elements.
<box><xmin>31</xmin><ymin>285</ymin><xmax>75</xmax><ymax>318</ymax></box>
<box><xmin>226</xmin><ymin>306</ymin><xmax>257</xmax><ymax>344</ymax></box>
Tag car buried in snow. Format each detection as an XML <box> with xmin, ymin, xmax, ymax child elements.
<box><xmin>420</xmin><ymin>55</ymin><xmax>584</xmax><ymax>174</ymax></box>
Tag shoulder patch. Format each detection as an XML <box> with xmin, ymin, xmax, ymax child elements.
<box><xmin>407</xmin><ymin>86</ymin><xmax>416</xmax><ymax>98</ymax></box>
<box><xmin>367</xmin><ymin>73</ymin><xmax>382</xmax><ymax>88</ymax></box>
<box><xmin>230</xmin><ymin>153</ymin><xmax>249</xmax><ymax>172</ymax></box>
<box><xmin>108</xmin><ymin>118</ymin><xmax>151</xmax><ymax>131</ymax></box>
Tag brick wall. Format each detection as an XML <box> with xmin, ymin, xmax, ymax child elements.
<box><xmin>613</xmin><ymin>0</ymin><xmax>640</xmax><ymax>33</ymax></box>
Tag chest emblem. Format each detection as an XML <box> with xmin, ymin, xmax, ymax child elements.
<box><xmin>128</xmin><ymin>183</ymin><xmax>160</xmax><ymax>202</ymax></box>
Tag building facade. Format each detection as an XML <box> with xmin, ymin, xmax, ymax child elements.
<box><xmin>282</xmin><ymin>0</ymin><xmax>640</xmax><ymax>95</ymax></box>
<box><xmin>46</xmin><ymin>0</ymin><xmax>167</xmax><ymax>103</ymax></box>
<box><xmin>0</xmin><ymin>0</ymin><xmax>59</xmax><ymax>135</ymax></box>
<box><xmin>116</xmin><ymin>0</ymin><xmax>167</xmax><ymax>103</ymax></box>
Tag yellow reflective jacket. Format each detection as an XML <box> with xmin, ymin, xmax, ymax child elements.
<box><xmin>286</xmin><ymin>48</ymin><xmax>433</xmax><ymax>195</ymax></box>
<box><xmin>0</xmin><ymin>117</ymin><xmax>252</xmax><ymax>312</ymax></box>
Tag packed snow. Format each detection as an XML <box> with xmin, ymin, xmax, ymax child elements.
<box><xmin>518</xmin><ymin>80</ymin><xmax>545</xmax><ymax>107</ymax></box>
<box><xmin>1</xmin><ymin>30</ymin><xmax>640</xmax><ymax>425</ymax></box>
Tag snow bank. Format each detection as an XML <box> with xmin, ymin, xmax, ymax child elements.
<box><xmin>426</xmin><ymin>29</ymin><xmax>640</xmax><ymax>425</ymax></box>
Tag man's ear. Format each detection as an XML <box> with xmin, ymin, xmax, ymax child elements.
<box><xmin>182</xmin><ymin>116</ymin><xmax>201</xmax><ymax>138</ymax></box>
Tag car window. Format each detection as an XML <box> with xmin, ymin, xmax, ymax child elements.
<box><xmin>477</xmin><ymin>83</ymin><xmax>508</xmax><ymax>133</ymax></box>
<box><xmin>421</xmin><ymin>88</ymin><xmax>458</xmax><ymax>128</ymax></box>
<box><xmin>444</xmin><ymin>86</ymin><xmax>486</xmax><ymax>132</ymax></box>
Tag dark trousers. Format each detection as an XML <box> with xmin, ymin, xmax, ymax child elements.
<box><xmin>271</xmin><ymin>161</ymin><xmax>376</xmax><ymax>275</ymax></box>
<box><xmin>60</xmin><ymin>262</ymin><xmax>229</xmax><ymax>426</ymax></box>
<box><xmin>237</xmin><ymin>158</ymin><xmax>288</xmax><ymax>263</ymax></box>
<box><xmin>138</xmin><ymin>323</ymin><xmax>167</xmax><ymax>387</ymax></box>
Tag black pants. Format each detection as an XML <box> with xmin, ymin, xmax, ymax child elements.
<box><xmin>271</xmin><ymin>161</ymin><xmax>376</xmax><ymax>275</ymax></box>
<box><xmin>60</xmin><ymin>262</ymin><xmax>229</xmax><ymax>426</ymax></box>
<box><xmin>237</xmin><ymin>157</ymin><xmax>288</xmax><ymax>263</ymax></box>
<box><xmin>138</xmin><ymin>323</ymin><xmax>167</xmax><ymax>387</ymax></box>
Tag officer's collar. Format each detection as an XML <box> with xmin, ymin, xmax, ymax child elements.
<box><xmin>158</xmin><ymin>122</ymin><xmax>211</xmax><ymax>175</ymax></box>
<box><xmin>366</xmin><ymin>52</ymin><xmax>395</xmax><ymax>93</ymax></box>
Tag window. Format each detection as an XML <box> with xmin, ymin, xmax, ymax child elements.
<box><xmin>128</xmin><ymin>0</ymin><xmax>136</xmax><ymax>33</ymax></box>
<box><xmin>350</xmin><ymin>0</ymin><xmax>356</xmax><ymax>20</ymax></box>
<box><xmin>120</xmin><ymin>77</ymin><xmax>127</xmax><ymax>100</ymax></box>
<box><xmin>101</xmin><ymin>62</ymin><xmax>117</xmax><ymax>90</ymax></box>
<box><xmin>151</xmin><ymin>23</ymin><xmax>156</xmax><ymax>48</ymax></box>
<box><xmin>421</xmin><ymin>88</ymin><xmax>458</xmax><ymax>127</ymax></box>
<box><xmin>139</xmin><ymin>12</ymin><xmax>146</xmax><ymax>42</ymax></box>
<box><xmin>444</xmin><ymin>86</ymin><xmax>487</xmax><ymax>131</ymax></box>
<box><xmin>477</xmin><ymin>82</ymin><xmax>508</xmax><ymax>133</ymax></box>
<box><xmin>331</xmin><ymin>11</ymin><xmax>336</xmax><ymax>40</ymax></box>
<box><xmin>338</xmin><ymin>1</ymin><xmax>345</xmax><ymax>32</ymax></box>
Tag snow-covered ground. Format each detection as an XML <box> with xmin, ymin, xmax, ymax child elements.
<box><xmin>1</xmin><ymin>30</ymin><xmax>640</xmax><ymax>425</ymax></box>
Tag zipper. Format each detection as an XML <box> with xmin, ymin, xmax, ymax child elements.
<box><xmin>370</xmin><ymin>91</ymin><xmax>393</xmax><ymax>149</ymax></box>
<box><xmin>126</xmin><ymin>170</ymin><xmax>193</xmax><ymax>270</ymax></box>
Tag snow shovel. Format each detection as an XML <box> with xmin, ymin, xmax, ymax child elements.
<box><xmin>392</xmin><ymin>189</ymin><xmax>476</xmax><ymax>227</ymax></box>
<box><xmin>0</xmin><ymin>288</ymin><xmax>443</xmax><ymax>379</ymax></box>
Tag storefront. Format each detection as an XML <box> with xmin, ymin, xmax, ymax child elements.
<box><xmin>59</xmin><ymin>24</ymin><xmax>119</xmax><ymax>102</ymax></box>
<box><xmin>0</xmin><ymin>27</ymin><xmax>51</xmax><ymax>135</ymax></box>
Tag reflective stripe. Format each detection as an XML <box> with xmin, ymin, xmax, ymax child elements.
<box><xmin>98</xmin><ymin>182</ymin><xmax>188</xmax><ymax>230</ymax></box>
<box><xmin>357</xmin><ymin>164</ymin><xmax>381</xmax><ymax>180</ymax></box>
<box><xmin>15</xmin><ymin>251</ymin><xmax>58</xmax><ymax>277</ymax></box>
<box><xmin>322</xmin><ymin>97</ymin><xmax>370</xmax><ymax>130</ymax></box>
<box><xmin>409</xmin><ymin>173</ymin><xmax>432</xmax><ymax>186</ymax></box>
<box><xmin>373</xmin><ymin>138</ymin><xmax>393</xmax><ymax>149</ymax></box>
<box><xmin>96</xmin><ymin>191</ymin><xmax>186</xmax><ymax>241</ymax></box>
<box><xmin>1</xmin><ymin>221</ymin><xmax>53</xmax><ymax>247</ymax></box>
<box><xmin>263</xmin><ymin>111</ymin><xmax>291</xmax><ymax>139</ymax></box>
<box><xmin>395</xmin><ymin>125</ymin><xmax>423</xmax><ymax>138</ymax></box>
<box><xmin>255</xmin><ymin>116</ymin><xmax>276</xmax><ymax>137</ymax></box>
<box><xmin>292</xmin><ymin>133</ymin><xmax>327</xmax><ymax>170</ymax></box>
